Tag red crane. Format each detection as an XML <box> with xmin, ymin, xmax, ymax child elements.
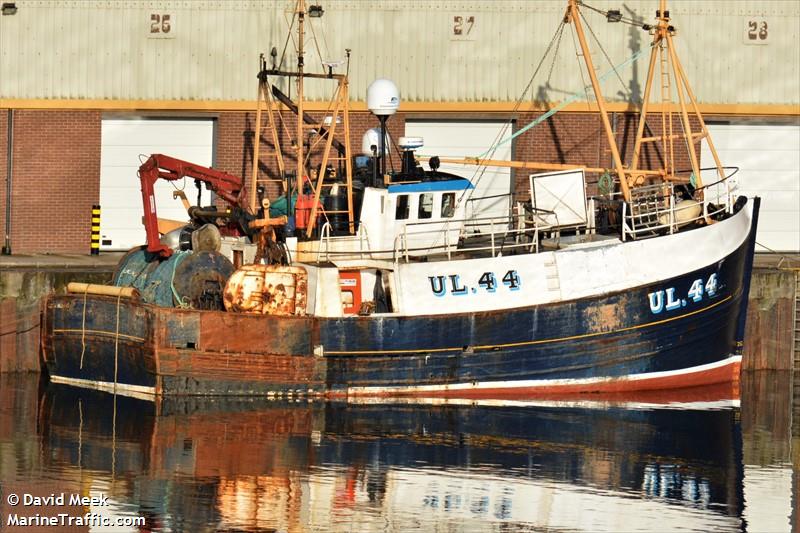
<box><xmin>138</xmin><ymin>154</ymin><xmax>247</xmax><ymax>258</ymax></box>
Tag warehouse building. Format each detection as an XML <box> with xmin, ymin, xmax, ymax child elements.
<box><xmin>0</xmin><ymin>0</ymin><xmax>797</xmax><ymax>255</ymax></box>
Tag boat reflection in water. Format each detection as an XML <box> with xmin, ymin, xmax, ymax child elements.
<box><xmin>37</xmin><ymin>384</ymin><xmax>745</xmax><ymax>532</ymax></box>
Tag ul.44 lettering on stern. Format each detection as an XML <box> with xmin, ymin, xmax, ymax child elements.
<box><xmin>429</xmin><ymin>270</ymin><xmax>522</xmax><ymax>297</ymax></box>
<box><xmin>648</xmin><ymin>273</ymin><xmax>718</xmax><ymax>314</ymax></box>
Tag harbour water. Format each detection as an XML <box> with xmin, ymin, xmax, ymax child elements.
<box><xmin>0</xmin><ymin>371</ymin><xmax>795</xmax><ymax>532</ymax></box>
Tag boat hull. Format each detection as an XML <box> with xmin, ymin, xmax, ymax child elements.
<box><xmin>41</xmin><ymin>198</ymin><xmax>759</xmax><ymax>398</ymax></box>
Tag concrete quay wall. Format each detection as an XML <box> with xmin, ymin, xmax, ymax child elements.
<box><xmin>0</xmin><ymin>265</ymin><xmax>113</xmax><ymax>373</ymax></box>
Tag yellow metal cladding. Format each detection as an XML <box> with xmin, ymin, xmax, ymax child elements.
<box><xmin>0</xmin><ymin>1</ymin><xmax>797</xmax><ymax>107</ymax></box>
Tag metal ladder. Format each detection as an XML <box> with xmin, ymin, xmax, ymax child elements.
<box><xmin>250</xmin><ymin>77</ymin><xmax>287</xmax><ymax>211</ymax></box>
<box><xmin>659</xmin><ymin>43</ymin><xmax>675</xmax><ymax>177</ymax></box>
<box><xmin>627</xmin><ymin>183</ymin><xmax>672</xmax><ymax>236</ymax></box>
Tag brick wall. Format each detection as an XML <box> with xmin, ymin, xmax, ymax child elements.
<box><xmin>6</xmin><ymin>110</ymin><xmax>101</xmax><ymax>254</ymax></box>
<box><xmin>513</xmin><ymin>111</ymin><xmax>699</xmax><ymax>201</ymax></box>
<box><xmin>0</xmin><ymin>107</ymin><xmax>706</xmax><ymax>254</ymax></box>
<box><xmin>216</xmin><ymin>110</ymin><xmax>405</xmax><ymax>201</ymax></box>
<box><xmin>217</xmin><ymin>108</ymin><xmax>701</xmax><ymax>206</ymax></box>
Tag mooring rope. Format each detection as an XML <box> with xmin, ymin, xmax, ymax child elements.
<box><xmin>169</xmin><ymin>251</ymin><xmax>192</xmax><ymax>309</ymax></box>
<box><xmin>111</xmin><ymin>393</ymin><xmax>117</xmax><ymax>481</ymax></box>
<box><xmin>77</xmin><ymin>399</ymin><xmax>83</xmax><ymax>471</ymax></box>
<box><xmin>113</xmin><ymin>292</ymin><xmax>121</xmax><ymax>395</ymax></box>
<box><xmin>755</xmin><ymin>242</ymin><xmax>800</xmax><ymax>270</ymax></box>
<box><xmin>79</xmin><ymin>287</ymin><xmax>88</xmax><ymax>370</ymax></box>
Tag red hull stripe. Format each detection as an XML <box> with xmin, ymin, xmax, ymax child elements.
<box><xmin>341</xmin><ymin>356</ymin><xmax>742</xmax><ymax>399</ymax></box>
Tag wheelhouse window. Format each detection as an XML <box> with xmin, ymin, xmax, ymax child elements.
<box><xmin>395</xmin><ymin>194</ymin><xmax>409</xmax><ymax>220</ymax></box>
<box><xmin>441</xmin><ymin>192</ymin><xmax>455</xmax><ymax>218</ymax></box>
<box><xmin>418</xmin><ymin>193</ymin><xmax>434</xmax><ymax>219</ymax></box>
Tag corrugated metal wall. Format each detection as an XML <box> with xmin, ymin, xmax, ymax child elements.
<box><xmin>0</xmin><ymin>0</ymin><xmax>797</xmax><ymax>105</ymax></box>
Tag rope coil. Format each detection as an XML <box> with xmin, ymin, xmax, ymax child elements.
<box><xmin>169</xmin><ymin>250</ymin><xmax>193</xmax><ymax>309</ymax></box>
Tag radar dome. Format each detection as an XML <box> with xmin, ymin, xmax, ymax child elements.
<box><xmin>361</xmin><ymin>128</ymin><xmax>391</xmax><ymax>156</ymax></box>
<box><xmin>367</xmin><ymin>78</ymin><xmax>400</xmax><ymax>116</ymax></box>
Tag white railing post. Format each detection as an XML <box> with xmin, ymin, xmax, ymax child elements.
<box><xmin>316</xmin><ymin>222</ymin><xmax>331</xmax><ymax>262</ymax></box>
<box><xmin>403</xmin><ymin>225</ymin><xmax>409</xmax><ymax>263</ymax></box>
<box><xmin>490</xmin><ymin>218</ymin><xmax>496</xmax><ymax>257</ymax></box>
<box><xmin>445</xmin><ymin>221</ymin><xmax>452</xmax><ymax>260</ymax></box>
<box><xmin>621</xmin><ymin>202</ymin><xmax>628</xmax><ymax>242</ymax></box>
<box><xmin>669</xmin><ymin>194</ymin><xmax>675</xmax><ymax>234</ymax></box>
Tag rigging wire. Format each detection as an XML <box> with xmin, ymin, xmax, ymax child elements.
<box><xmin>569</xmin><ymin>21</ymin><xmax>592</xmax><ymax>107</ymax></box>
<box><xmin>517</xmin><ymin>21</ymin><xmax>567</xmax><ymax>114</ymax></box>
<box><xmin>277</xmin><ymin>3</ymin><xmax>298</xmax><ymax>71</ymax></box>
<box><xmin>452</xmin><ymin>21</ymin><xmax>567</xmax><ymax>207</ymax></box>
<box><xmin>475</xmin><ymin>44</ymin><xmax>652</xmax><ymax>159</ymax></box>
<box><xmin>545</xmin><ymin>23</ymin><xmax>566</xmax><ymax>86</ymax></box>
<box><xmin>470</xmin><ymin>7</ymin><xmax>651</xmax><ymax>161</ymax></box>
<box><xmin>318</xmin><ymin>12</ymin><xmax>333</xmax><ymax>64</ymax></box>
<box><xmin>579</xmin><ymin>9</ymin><xmax>631</xmax><ymax>99</ymax></box>
<box><xmin>307</xmin><ymin>15</ymin><xmax>327</xmax><ymax>72</ymax></box>
<box><xmin>578</xmin><ymin>1</ymin><xmax>652</xmax><ymax>29</ymax></box>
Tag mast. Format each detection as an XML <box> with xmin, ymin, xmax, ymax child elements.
<box><xmin>250</xmin><ymin>57</ymin><xmax>287</xmax><ymax>213</ymax></box>
<box><xmin>566</xmin><ymin>0</ymin><xmax>631</xmax><ymax>202</ymax></box>
<box><xmin>249</xmin><ymin>0</ymin><xmax>355</xmax><ymax>239</ymax></box>
<box><xmin>630</xmin><ymin>0</ymin><xmax>724</xmax><ymax>188</ymax></box>
<box><xmin>296</xmin><ymin>0</ymin><xmax>306</xmax><ymax>193</ymax></box>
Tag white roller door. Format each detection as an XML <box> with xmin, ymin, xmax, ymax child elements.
<box><xmin>405</xmin><ymin>120</ymin><xmax>513</xmax><ymax>221</ymax></box>
<box><xmin>99</xmin><ymin>117</ymin><xmax>216</xmax><ymax>250</ymax></box>
<box><xmin>702</xmin><ymin>123</ymin><xmax>800</xmax><ymax>252</ymax></box>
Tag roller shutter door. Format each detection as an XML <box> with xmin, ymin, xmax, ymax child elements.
<box><xmin>405</xmin><ymin>120</ymin><xmax>513</xmax><ymax>221</ymax></box>
<box><xmin>702</xmin><ymin>123</ymin><xmax>800</xmax><ymax>252</ymax></box>
<box><xmin>99</xmin><ymin>117</ymin><xmax>215</xmax><ymax>251</ymax></box>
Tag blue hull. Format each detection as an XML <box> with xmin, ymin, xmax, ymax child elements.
<box><xmin>321</xmin><ymin>216</ymin><xmax>755</xmax><ymax>392</ymax></box>
<box><xmin>41</xmin><ymin>198</ymin><xmax>760</xmax><ymax>397</ymax></box>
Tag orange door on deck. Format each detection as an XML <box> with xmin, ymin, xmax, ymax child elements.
<box><xmin>339</xmin><ymin>271</ymin><xmax>361</xmax><ymax>315</ymax></box>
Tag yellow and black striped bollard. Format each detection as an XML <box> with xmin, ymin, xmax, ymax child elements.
<box><xmin>91</xmin><ymin>205</ymin><xmax>101</xmax><ymax>255</ymax></box>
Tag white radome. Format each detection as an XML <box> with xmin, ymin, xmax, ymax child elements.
<box><xmin>398</xmin><ymin>136</ymin><xmax>424</xmax><ymax>150</ymax></box>
<box><xmin>366</xmin><ymin>78</ymin><xmax>400</xmax><ymax>116</ymax></box>
<box><xmin>361</xmin><ymin>128</ymin><xmax>391</xmax><ymax>155</ymax></box>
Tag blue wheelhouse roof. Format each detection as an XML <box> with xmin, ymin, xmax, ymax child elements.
<box><xmin>387</xmin><ymin>179</ymin><xmax>474</xmax><ymax>194</ymax></box>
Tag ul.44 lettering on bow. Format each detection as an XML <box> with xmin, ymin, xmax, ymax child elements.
<box><xmin>429</xmin><ymin>270</ymin><xmax>522</xmax><ymax>297</ymax></box>
<box><xmin>648</xmin><ymin>273</ymin><xmax>718</xmax><ymax>314</ymax></box>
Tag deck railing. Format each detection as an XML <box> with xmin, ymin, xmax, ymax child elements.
<box><xmin>316</xmin><ymin>222</ymin><xmax>373</xmax><ymax>262</ymax></box>
<box><xmin>391</xmin><ymin>210</ymin><xmax>553</xmax><ymax>262</ymax></box>
<box><xmin>617</xmin><ymin>167</ymin><xmax>739</xmax><ymax>241</ymax></box>
<box><xmin>311</xmin><ymin>167</ymin><xmax>740</xmax><ymax>262</ymax></box>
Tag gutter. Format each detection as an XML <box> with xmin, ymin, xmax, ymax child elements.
<box><xmin>2</xmin><ymin>108</ymin><xmax>11</xmax><ymax>255</ymax></box>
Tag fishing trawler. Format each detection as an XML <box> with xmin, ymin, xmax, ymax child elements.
<box><xmin>41</xmin><ymin>0</ymin><xmax>759</xmax><ymax>398</ymax></box>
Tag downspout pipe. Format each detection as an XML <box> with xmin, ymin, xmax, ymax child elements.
<box><xmin>2</xmin><ymin>108</ymin><xmax>12</xmax><ymax>255</ymax></box>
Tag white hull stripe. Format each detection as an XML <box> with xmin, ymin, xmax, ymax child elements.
<box><xmin>345</xmin><ymin>355</ymin><xmax>742</xmax><ymax>396</ymax></box>
<box><xmin>49</xmin><ymin>375</ymin><xmax>156</xmax><ymax>401</ymax></box>
<box><xmin>345</xmin><ymin>397</ymin><xmax>740</xmax><ymax>411</ymax></box>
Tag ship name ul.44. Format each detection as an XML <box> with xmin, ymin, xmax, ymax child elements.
<box><xmin>429</xmin><ymin>270</ymin><xmax>522</xmax><ymax>297</ymax></box>
<box><xmin>648</xmin><ymin>273</ymin><xmax>718</xmax><ymax>314</ymax></box>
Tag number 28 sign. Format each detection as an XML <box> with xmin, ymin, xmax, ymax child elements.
<box><xmin>743</xmin><ymin>19</ymin><xmax>768</xmax><ymax>45</ymax></box>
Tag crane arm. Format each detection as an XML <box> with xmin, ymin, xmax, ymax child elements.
<box><xmin>138</xmin><ymin>154</ymin><xmax>246</xmax><ymax>257</ymax></box>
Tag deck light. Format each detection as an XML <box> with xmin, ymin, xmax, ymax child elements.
<box><xmin>308</xmin><ymin>4</ymin><xmax>324</xmax><ymax>18</ymax></box>
<box><xmin>606</xmin><ymin>9</ymin><xmax>622</xmax><ymax>22</ymax></box>
<box><xmin>1</xmin><ymin>3</ymin><xmax>17</xmax><ymax>15</ymax></box>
